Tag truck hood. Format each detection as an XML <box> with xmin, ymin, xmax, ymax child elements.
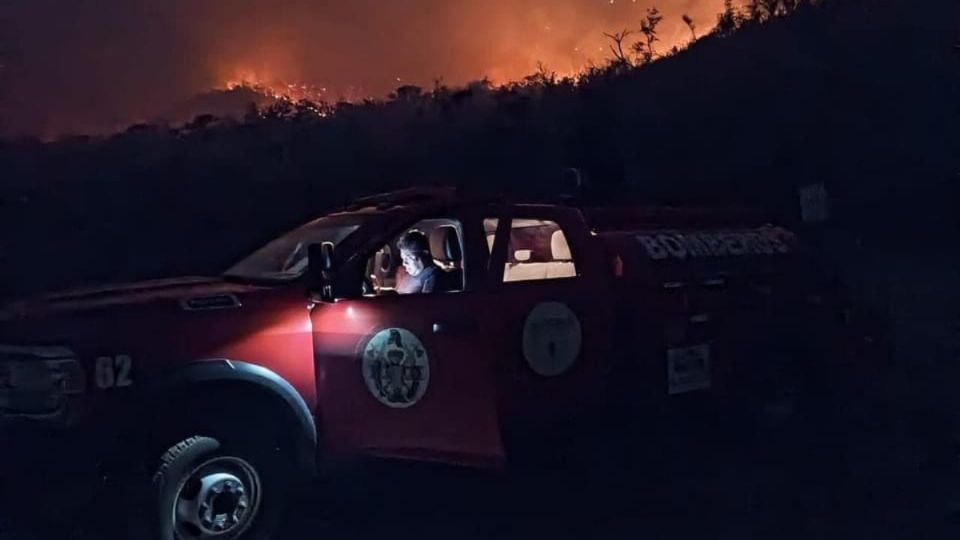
<box><xmin>0</xmin><ymin>276</ymin><xmax>266</xmax><ymax>321</ymax></box>
<box><xmin>0</xmin><ymin>274</ymin><xmax>318</xmax><ymax>418</ymax></box>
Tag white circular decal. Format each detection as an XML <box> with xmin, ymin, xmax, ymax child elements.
<box><xmin>362</xmin><ymin>328</ymin><xmax>430</xmax><ymax>408</ymax></box>
<box><xmin>522</xmin><ymin>302</ymin><xmax>583</xmax><ymax>377</ymax></box>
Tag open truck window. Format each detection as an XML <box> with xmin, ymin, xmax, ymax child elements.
<box><xmin>364</xmin><ymin>218</ymin><xmax>465</xmax><ymax>296</ymax></box>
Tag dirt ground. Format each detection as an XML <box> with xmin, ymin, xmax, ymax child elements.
<box><xmin>3</xmin><ymin>405</ymin><xmax>959</xmax><ymax>540</ymax></box>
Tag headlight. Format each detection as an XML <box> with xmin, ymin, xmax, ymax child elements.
<box><xmin>0</xmin><ymin>346</ymin><xmax>85</xmax><ymax>416</ymax></box>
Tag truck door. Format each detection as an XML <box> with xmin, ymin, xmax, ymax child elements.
<box><xmin>482</xmin><ymin>207</ymin><xmax>614</xmax><ymax>438</ymax></box>
<box><xmin>309</xmin><ymin>211</ymin><xmax>504</xmax><ymax>468</ymax></box>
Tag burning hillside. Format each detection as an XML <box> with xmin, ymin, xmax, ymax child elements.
<box><xmin>4</xmin><ymin>0</ymin><xmax>739</xmax><ymax>137</ymax></box>
<box><xmin>156</xmin><ymin>78</ymin><xmax>361</xmax><ymax>126</ymax></box>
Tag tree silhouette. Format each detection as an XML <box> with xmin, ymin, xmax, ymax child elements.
<box><xmin>715</xmin><ymin>0</ymin><xmax>745</xmax><ymax>36</ymax></box>
<box><xmin>261</xmin><ymin>100</ymin><xmax>296</xmax><ymax>120</ymax></box>
<box><xmin>746</xmin><ymin>0</ymin><xmax>808</xmax><ymax>22</ymax></box>
<box><xmin>603</xmin><ymin>30</ymin><xmax>634</xmax><ymax>66</ymax></box>
<box><xmin>633</xmin><ymin>7</ymin><xmax>664</xmax><ymax>64</ymax></box>
<box><xmin>523</xmin><ymin>62</ymin><xmax>559</xmax><ymax>86</ymax></box>
<box><xmin>682</xmin><ymin>14</ymin><xmax>697</xmax><ymax>42</ymax></box>
<box><xmin>392</xmin><ymin>85</ymin><xmax>424</xmax><ymax>102</ymax></box>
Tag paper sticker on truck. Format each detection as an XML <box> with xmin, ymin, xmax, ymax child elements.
<box><xmin>667</xmin><ymin>344</ymin><xmax>712</xmax><ymax>395</ymax></box>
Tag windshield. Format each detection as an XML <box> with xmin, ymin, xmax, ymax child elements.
<box><xmin>224</xmin><ymin>218</ymin><xmax>362</xmax><ymax>281</ymax></box>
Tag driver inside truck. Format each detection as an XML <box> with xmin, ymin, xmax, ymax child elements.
<box><xmin>396</xmin><ymin>230</ymin><xmax>440</xmax><ymax>294</ymax></box>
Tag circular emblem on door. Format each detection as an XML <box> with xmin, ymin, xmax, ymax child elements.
<box><xmin>522</xmin><ymin>302</ymin><xmax>583</xmax><ymax>377</ymax></box>
<box><xmin>362</xmin><ymin>328</ymin><xmax>430</xmax><ymax>408</ymax></box>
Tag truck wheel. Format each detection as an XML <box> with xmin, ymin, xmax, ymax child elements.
<box><xmin>153</xmin><ymin>435</ymin><xmax>287</xmax><ymax>540</ymax></box>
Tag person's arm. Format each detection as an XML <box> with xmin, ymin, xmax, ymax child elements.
<box><xmin>395</xmin><ymin>266</ymin><xmax>414</xmax><ymax>294</ymax></box>
<box><xmin>420</xmin><ymin>267</ymin><xmax>438</xmax><ymax>293</ymax></box>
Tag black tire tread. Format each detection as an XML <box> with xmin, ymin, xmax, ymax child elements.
<box><xmin>152</xmin><ymin>436</ymin><xmax>218</xmax><ymax>487</ymax></box>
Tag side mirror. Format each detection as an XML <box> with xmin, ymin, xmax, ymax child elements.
<box><xmin>308</xmin><ymin>242</ymin><xmax>336</xmax><ymax>302</ymax></box>
<box><xmin>319</xmin><ymin>241</ymin><xmax>335</xmax><ymax>270</ymax></box>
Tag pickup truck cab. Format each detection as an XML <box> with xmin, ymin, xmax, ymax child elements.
<box><xmin>0</xmin><ymin>187</ymin><xmax>865</xmax><ymax>540</ymax></box>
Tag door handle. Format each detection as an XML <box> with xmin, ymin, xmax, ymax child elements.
<box><xmin>432</xmin><ymin>318</ymin><xmax>476</xmax><ymax>335</ymax></box>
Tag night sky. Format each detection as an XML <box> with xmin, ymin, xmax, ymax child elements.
<box><xmin>2</xmin><ymin>0</ymin><xmax>730</xmax><ymax>137</ymax></box>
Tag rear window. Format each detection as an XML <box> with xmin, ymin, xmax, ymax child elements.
<box><xmin>501</xmin><ymin>219</ymin><xmax>578</xmax><ymax>282</ymax></box>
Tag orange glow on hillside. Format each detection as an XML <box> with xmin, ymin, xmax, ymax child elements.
<box><xmin>4</xmin><ymin>0</ymin><xmax>738</xmax><ymax>135</ymax></box>
<box><xmin>209</xmin><ymin>0</ymin><xmax>733</xmax><ymax>103</ymax></box>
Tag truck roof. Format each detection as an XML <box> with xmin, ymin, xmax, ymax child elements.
<box><xmin>583</xmin><ymin>205</ymin><xmax>776</xmax><ymax>232</ymax></box>
<box><xmin>330</xmin><ymin>186</ymin><xmax>776</xmax><ymax>232</ymax></box>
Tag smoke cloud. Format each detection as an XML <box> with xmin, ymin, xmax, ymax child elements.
<box><xmin>2</xmin><ymin>0</ymin><xmax>729</xmax><ymax>136</ymax></box>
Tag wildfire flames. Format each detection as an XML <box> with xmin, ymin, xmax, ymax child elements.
<box><xmin>223</xmin><ymin>79</ymin><xmax>330</xmax><ymax>104</ymax></box>
<box><xmin>219</xmin><ymin>66</ymin><xmax>375</xmax><ymax>108</ymax></box>
<box><xmin>6</xmin><ymin>0</ymin><xmax>735</xmax><ymax>136</ymax></box>
<box><xmin>209</xmin><ymin>0</ymin><xmax>732</xmax><ymax>111</ymax></box>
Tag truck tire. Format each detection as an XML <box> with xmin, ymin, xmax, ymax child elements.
<box><xmin>153</xmin><ymin>434</ymin><xmax>288</xmax><ymax>540</ymax></box>
<box><xmin>74</xmin><ymin>389</ymin><xmax>304</xmax><ymax>540</ymax></box>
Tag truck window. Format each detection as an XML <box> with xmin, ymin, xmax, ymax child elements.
<box><xmin>225</xmin><ymin>220</ymin><xmax>361</xmax><ymax>281</ymax></box>
<box><xmin>501</xmin><ymin>219</ymin><xmax>578</xmax><ymax>282</ymax></box>
<box><xmin>364</xmin><ymin>218</ymin><xmax>465</xmax><ymax>295</ymax></box>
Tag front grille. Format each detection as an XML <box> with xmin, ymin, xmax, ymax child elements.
<box><xmin>0</xmin><ymin>345</ymin><xmax>84</xmax><ymax>416</ymax></box>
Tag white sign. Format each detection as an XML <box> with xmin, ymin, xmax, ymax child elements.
<box><xmin>522</xmin><ymin>302</ymin><xmax>582</xmax><ymax>377</ymax></box>
<box><xmin>667</xmin><ymin>344</ymin><xmax>711</xmax><ymax>395</ymax></box>
<box><xmin>636</xmin><ymin>228</ymin><xmax>793</xmax><ymax>261</ymax></box>
<box><xmin>799</xmin><ymin>183</ymin><xmax>829</xmax><ymax>223</ymax></box>
<box><xmin>362</xmin><ymin>328</ymin><xmax>430</xmax><ymax>408</ymax></box>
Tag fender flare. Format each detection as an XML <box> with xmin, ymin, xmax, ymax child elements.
<box><xmin>142</xmin><ymin>359</ymin><xmax>318</xmax><ymax>472</ymax></box>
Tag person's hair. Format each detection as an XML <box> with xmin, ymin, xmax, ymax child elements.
<box><xmin>397</xmin><ymin>230</ymin><xmax>432</xmax><ymax>261</ymax></box>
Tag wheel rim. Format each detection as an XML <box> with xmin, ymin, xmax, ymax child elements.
<box><xmin>170</xmin><ymin>456</ymin><xmax>262</xmax><ymax>539</ymax></box>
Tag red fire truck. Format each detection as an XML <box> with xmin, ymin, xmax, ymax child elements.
<box><xmin>0</xmin><ymin>187</ymin><xmax>871</xmax><ymax>539</ymax></box>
